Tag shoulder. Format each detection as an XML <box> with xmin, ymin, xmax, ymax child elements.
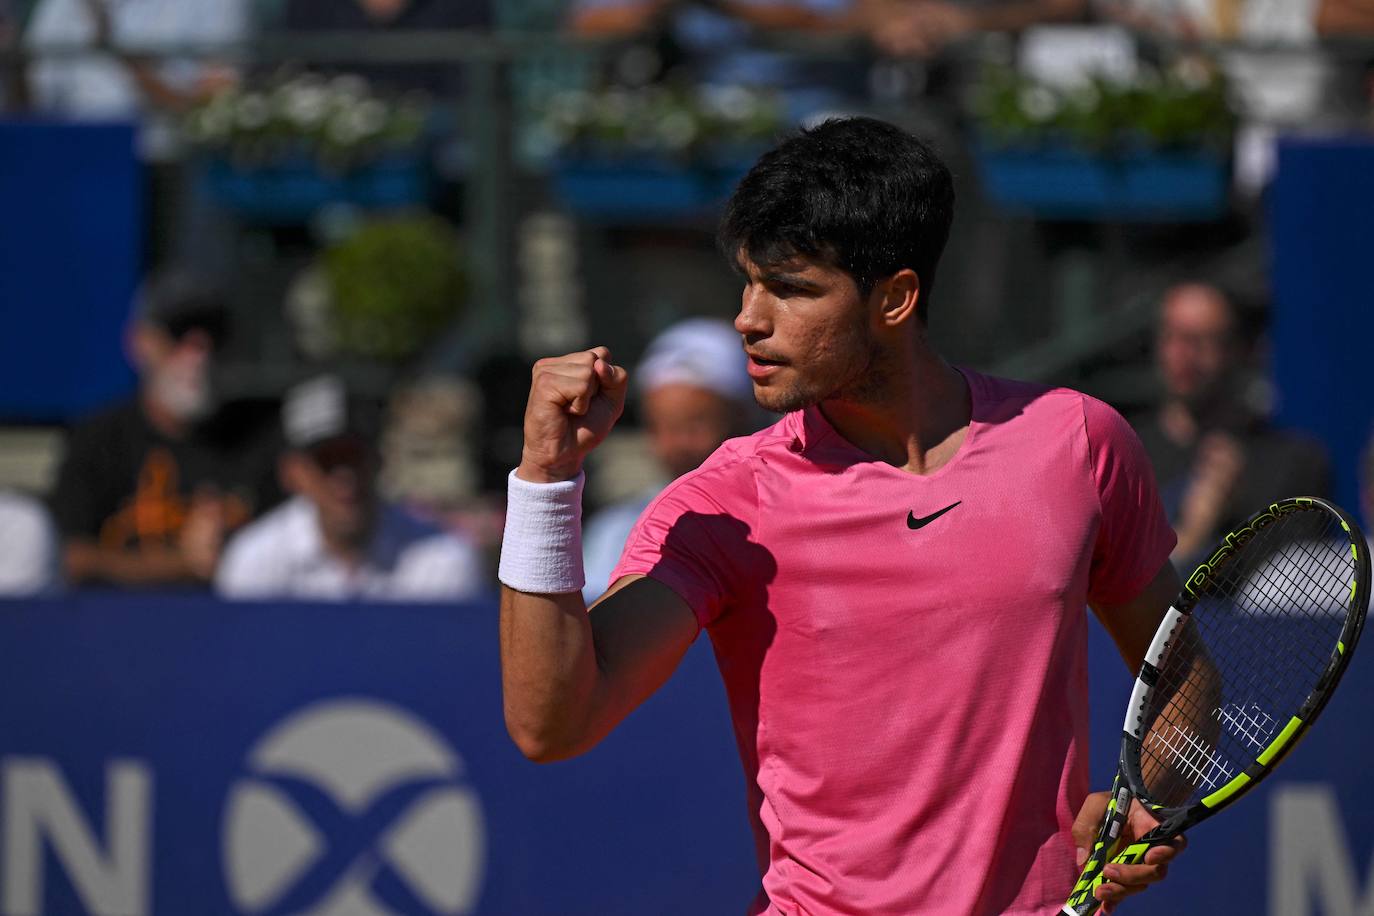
<box><xmin>223</xmin><ymin>498</ymin><xmax>312</xmax><ymax>564</ymax></box>
<box><xmin>380</xmin><ymin>505</ymin><xmax>479</xmax><ymax>562</ymax></box>
<box><xmin>648</xmin><ymin>415</ymin><xmax>798</xmax><ymax>513</ymax></box>
<box><xmin>65</xmin><ymin>398</ymin><xmax>141</xmax><ymax>444</ymax></box>
<box><xmin>967</xmin><ymin>369</ymin><xmax>1129</xmax><ymax>437</ymax></box>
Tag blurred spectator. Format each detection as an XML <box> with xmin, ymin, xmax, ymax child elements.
<box><xmin>1</xmin><ymin>0</ymin><xmax>25</xmax><ymax>111</ymax></box>
<box><xmin>23</xmin><ymin>0</ymin><xmax>246</xmax><ymax>123</ymax></box>
<box><xmin>216</xmin><ymin>375</ymin><xmax>487</xmax><ymax>602</ymax></box>
<box><xmin>1095</xmin><ymin>0</ymin><xmax>1373</xmax><ymax>189</ymax></box>
<box><xmin>868</xmin><ymin>0</ymin><xmax>1087</xmax><ymax>58</ymax></box>
<box><xmin>1363</xmin><ymin>427</ymin><xmax>1374</xmax><ymax>543</ymax></box>
<box><xmin>569</xmin><ymin>0</ymin><xmax>866</xmax><ymax>116</ymax></box>
<box><xmin>582</xmin><ymin>318</ymin><xmax>755</xmax><ymax>600</ymax></box>
<box><xmin>1133</xmin><ymin>282</ymin><xmax>1330</xmax><ymax>566</ymax></box>
<box><xmin>1317</xmin><ymin>0</ymin><xmax>1374</xmax><ymax>34</ymax></box>
<box><xmin>50</xmin><ymin>270</ymin><xmax>274</xmax><ymax>589</ymax></box>
<box><xmin>275</xmin><ymin>0</ymin><xmax>491</xmax><ymax>94</ymax></box>
<box><xmin>0</xmin><ymin>490</ymin><xmax>59</xmax><ymax>596</ymax></box>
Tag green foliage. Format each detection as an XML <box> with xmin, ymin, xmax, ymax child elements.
<box><xmin>536</xmin><ymin>84</ymin><xmax>785</xmax><ymax>160</ymax></box>
<box><xmin>973</xmin><ymin>58</ymin><xmax>1235</xmax><ymax>153</ymax></box>
<box><xmin>183</xmin><ymin>72</ymin><xmax>428</xmax><ymax>172</ymax></box>
<box><xmin>323</xmin><ymin>214</ymin><xmax>466</xmax><ymax>363</ymax></box>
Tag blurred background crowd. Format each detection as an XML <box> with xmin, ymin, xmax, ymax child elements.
<box><xmin>1</xmin><ymin>0</ymin><xmax>1372</xmax><ymax>601</ymax></box>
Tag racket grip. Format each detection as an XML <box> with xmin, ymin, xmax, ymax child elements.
<box><xmin>1061</xmin><ymin>778</ymin><xmax>1133</xmax><ymax>916</ymax></box>
<box><xmin>1109</xmin><ymin>841</ymin><xmax>1155</xmax><ymax>866</ymax></box>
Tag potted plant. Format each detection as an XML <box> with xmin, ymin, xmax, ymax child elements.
<box><xmin>288</xmin><ymin>213</ymin><xmax>467</xmax><ymax>365</ymax></box>
<box><xmin>536</xmin><ymin>83</ymin><xmax>784</xmax><ymax>220</ymax></box>
<box><xmin>971</xmin><ymin>57</ymin><xmax>1236</xmax><ymax>220</ymax></box>
<box><xmin>184</xmin><ymin>72</ymin><xmax>431</xmax><ymax>223</ymax></box>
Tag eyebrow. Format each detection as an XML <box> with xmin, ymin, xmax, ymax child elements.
<box><xmin>759</xmin><ymin>271</ymin><xmax>823</xmax><ymax>291</ymax></box>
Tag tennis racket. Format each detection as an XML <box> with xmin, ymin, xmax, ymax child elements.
<box><xmin>1063</xmin><ymin>496</ymin><xmax>1370</xmax><ymax>915</ymax></box>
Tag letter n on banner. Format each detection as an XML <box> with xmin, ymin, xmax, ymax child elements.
<box><xmin>2</xmin><ymin>758</ymin><xmax>152</xmax><ymax>916</ymax></box>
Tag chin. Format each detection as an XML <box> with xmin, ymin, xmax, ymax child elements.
<box><xmin>752</xmin><ymin>383</ymin><xmax>820</xmax><ymax>415</ymax></box>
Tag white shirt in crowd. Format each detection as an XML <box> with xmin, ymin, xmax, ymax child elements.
<box><xmin>215</xmin><ymin>496</ymin><xmax>488</xmax><ymax>603</ymax></box>
<box><xmin>23</xmin><ymin>0</ymin><xmax>246</xmax><ymax>156</ymax></box>
<box><xmin>0</xmin><ymin>491</ymin><xmax>59</xmax><ymax>597</ymax></box>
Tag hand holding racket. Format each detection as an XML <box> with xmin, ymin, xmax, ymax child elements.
<box><xmin>1063</xmin><ymin>497</ymin><xmax>1370</xmax><ymax>914</ymax></box>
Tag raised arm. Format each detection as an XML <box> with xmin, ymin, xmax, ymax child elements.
<box><xmin>499</xmin><ymin>347</ymin><xmax>700</xmax><ymax>762</ymax></box>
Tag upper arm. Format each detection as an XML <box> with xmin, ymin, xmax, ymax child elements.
<box><xmin>1090</xmin><ymin>559</ymin><xmax>1181</xmax><ymax>672</ymax></box>
<box><xmin>584</xmin><ymin>573</ymin><xmax>701</xmax><ymax>735</ymax></box>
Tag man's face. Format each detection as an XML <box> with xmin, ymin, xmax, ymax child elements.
<box><xmin>1156</xmin><ymin>285</ymin><xmax>1238</xmax><ymax>404</ymax></box>
<box><xmin>734</xmin><ymin>255</ymin><xmax>880</xmax><ymax>414</ymax></box>
<box><xmin>288</xmin><ymin>436</ymin><xmax>378</xmax><ymax>547</ymax></box>
<box><xmin>131</xmin><ymin>322</ymin><xmax>216</xmax><ymax>422</ymax></box>
<box><xmin>643</xmin><ymin>383</ymin><xmax>737</xmax><ymax>480</ymax></box>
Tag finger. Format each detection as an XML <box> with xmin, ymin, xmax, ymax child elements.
<box><xmin>1070</xmin><ymin>791</ymin><xmax>1110</xmax><ymax>864</ymax></box>
<box><xmin>1102</xmin><ymin>860</ymin><xmax>1168</xmax><ymax>890</ymax></box>
<box><xmin>1142</xmin><ymin>836</ymin><xmax>1185</xmax><ymax>865</ymax></box>
<box><xmin>595</xmin><ymin>358</ymin><xmax>629</xmax><ymax>394</ymax></box>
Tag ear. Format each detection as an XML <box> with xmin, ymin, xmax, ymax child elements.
<box><xmin>873</xmin><ymin>269</ymin><xmax>921</xmax><ymax>329</ymax></box>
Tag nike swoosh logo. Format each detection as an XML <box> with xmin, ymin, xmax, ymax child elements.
<box><xmin>907</xmin><ymin>501</ymin><xmax>961</xmax><ymax>530</ymax></box>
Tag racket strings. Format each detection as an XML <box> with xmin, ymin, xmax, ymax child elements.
<box><xmin>1139</xmin><ymin>509</ymin><xmax>1355</xmax><ymax>809</ymax></box>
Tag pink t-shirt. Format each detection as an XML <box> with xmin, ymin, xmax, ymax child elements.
<box><xmin>611</xmin><ymin>370</ymin><xmax>1176</xmax><ymax>915</ymax></box>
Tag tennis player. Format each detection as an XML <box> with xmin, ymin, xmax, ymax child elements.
<box><xmin>499</xmin><ymin>117</ymin><xmax>1185</xmax><ymax>914</ymax></box>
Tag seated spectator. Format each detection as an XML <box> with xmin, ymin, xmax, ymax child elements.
<box><xmin>1</xmin><ymin>0</ymin><xmax>25</xmax><ymax>112</ymax></box>
<box><xmin>50</xmin><ymin>270</ymin><xmax>275</xmax><ymax>589</ymax></box>
<box><xmin>216</xmin><ymin>375</ymin><xmax>488</xmax><ymax>602</ymax></box>
<box><xmin>582</xmin><ymin>318</ymin><xmax>756</xmax><ymax>600</ymax></box>
<box><xmin>23</xmin><ymin>0</ymin><xmax>246</xmax><ymax>119</ymax></box>
<box><xmin>1095</xmin><ymin>0</ymin><xmax>1368</xmax><ymax>188</ymax></box>
<box><xmin>868</xmin><ymin>0</ymin><xmax>1087</xmax><ymax>57</ymax></box>
<box><xmin>569</xmin><ymin>0</ymin><xmax>867</xmax><ymax>117</ymax></box>
<box><xmin>1133</xmin><ymin>282</ymin><xmax>1331</xmax><ymax>566</ymax></box>
<box><xmin>275</xmin><ymin>0</ymin><xmax>491</xmax><ymax>95</ymax></box>
<box><xmin>0</xmin><ymin>490</ymin><xmax>59</xmax><ymax>596</ymax></box>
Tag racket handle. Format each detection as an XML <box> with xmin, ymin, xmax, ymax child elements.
<box><xmin>1061</xmin><ymin>778</ymin><xmax>1134</xmax><ymax>916</ymax></box>
<box><xmin>1109</xmin><ymin>841</ymin><xmax>1156</xmax><ymax>866</ymax></box>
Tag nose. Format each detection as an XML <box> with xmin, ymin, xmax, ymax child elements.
<box><xmin>735</xmin><ymin>284</ymin><xmax>772</xmax><ymax>342</ymax></box>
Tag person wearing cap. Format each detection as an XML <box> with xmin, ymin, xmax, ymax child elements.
<box><xmin>49</xmin><ymin>268</ymin><xmax>274</xmax><ymax>588</ymax></box>
<box><xmin>581</xmin><ymin>318</ymin><xmax>757</xmax><ymax>601</ymax></box>
<box><xmin>215</xmin><ymin>376</ymin><xmax>488</xmax><ymax>602</ymax></box>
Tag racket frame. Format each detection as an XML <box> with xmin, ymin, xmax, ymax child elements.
<box><xmin>1063</xmin><ymin>497</ymin><xmax>1370</xmax><ymax>915</ymax></box>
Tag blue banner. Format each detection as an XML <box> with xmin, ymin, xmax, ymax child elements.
<box><xmin>0</xmin><ymin>121</ymin><xmax>142</xmax><ymax>422</ymax></box>
<box><xmin>0</xmin><ymin>595</ymin><xmax>1370</xmax><ymax>914</ymax></box>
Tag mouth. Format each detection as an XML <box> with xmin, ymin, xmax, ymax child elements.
<box><xmin>746</xmin><ymin>352</ymin><xmax>786</xmax><ymax>380</ymax></box>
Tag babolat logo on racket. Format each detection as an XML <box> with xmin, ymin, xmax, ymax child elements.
<box><xmin>1185</xmin><ymin>500</ymin><xmax>1308</xmax><ymax>596</ymax></box>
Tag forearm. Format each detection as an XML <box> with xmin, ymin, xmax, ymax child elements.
<box><xmin>1317</xmin><ymin>0</ymin><xmax>1374</xmax><ymax>34</ymax></box>
<box><xmin>568</xmin><ymin>0</ymin><xmax>677</xmax><ymax>35</ymax></box>
<box><xmin>718</xmin><ymin>1</ymin><xmax>859</xmax><ymax>31</ymax></box>
<box><xmin>63</xmin><ymin>540</ymin><xmax>195</xmax><ymax>586</ymax></box>
<box><xmin>500</xmin><ymin>586</ymin><xmax>608</xmax><ymax>761</ymax></box>
<box><xmin>970</xmin><ymin>0</ymin><xmax>1085</xmax><ymax>32</ymax></box>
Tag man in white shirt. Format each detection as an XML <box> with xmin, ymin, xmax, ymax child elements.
<box><xmin>0</xmin><ymin>490</ymin><xmax>59</xmax><ymax>596</ymax></box>
<box><xmin>216</xmin><ymin>375</ymin><xmax>488</xmax><ymax>603</ymax></box>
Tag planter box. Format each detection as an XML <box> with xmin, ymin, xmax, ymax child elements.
<box><xmin>975</xmin><ymin>145</ymin><xmax>1230</xmax><ymax>221</ymax></box>
<box><xmin>552</xmin><ymin>154</ymin><xmax>753</xmax><ymax>221</ymax></box>
<box><xmin>201</xmin><ymin>155</ymin><xmax>428</xmax><ymax>223</ymax></box>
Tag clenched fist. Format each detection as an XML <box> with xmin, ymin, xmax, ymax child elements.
<box><xmin>517</xmin><ymin>347</ymin><xmax>629</xmax><ymax>484</ymax></box>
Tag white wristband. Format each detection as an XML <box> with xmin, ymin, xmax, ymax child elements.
<box><xmin>498</xmin><ymin>469</ymin><xmax>586</xmax><ymax>594</ymax></box>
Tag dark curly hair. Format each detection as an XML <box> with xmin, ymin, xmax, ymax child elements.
<box><xmin>719</xmin><ymin>117</ymin><xmax>955</xmax><ymax>323</ymax></box>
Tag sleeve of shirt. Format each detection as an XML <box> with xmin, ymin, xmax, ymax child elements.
<box><xmin>609</xmin><ymin>467</ymin><xmax>759</xmax><ymax>628</ymax></box>
<box><xmin>1084</xmin><ymin>395</ymin><xmax>1177</xmax><ymax>607</ymax></box>
<box><xmin>49</xmin><ymin>421</ymin><xmax>108</xmax><ymax>541</ymax></box>
<box><xmin>214</xmin><ymin>525</ymin><xmax>281</xmax><ymax>599</ymax></box>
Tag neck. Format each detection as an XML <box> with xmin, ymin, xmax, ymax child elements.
<box><xmin>819</xmin><ymin>344</ymin><xmax>971</xmax><ymax>475</ymax></box>
<box><xmin>140</xmin><ymin>390</ymin><xmax>187</xmax><ymax>440</ymax></box>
